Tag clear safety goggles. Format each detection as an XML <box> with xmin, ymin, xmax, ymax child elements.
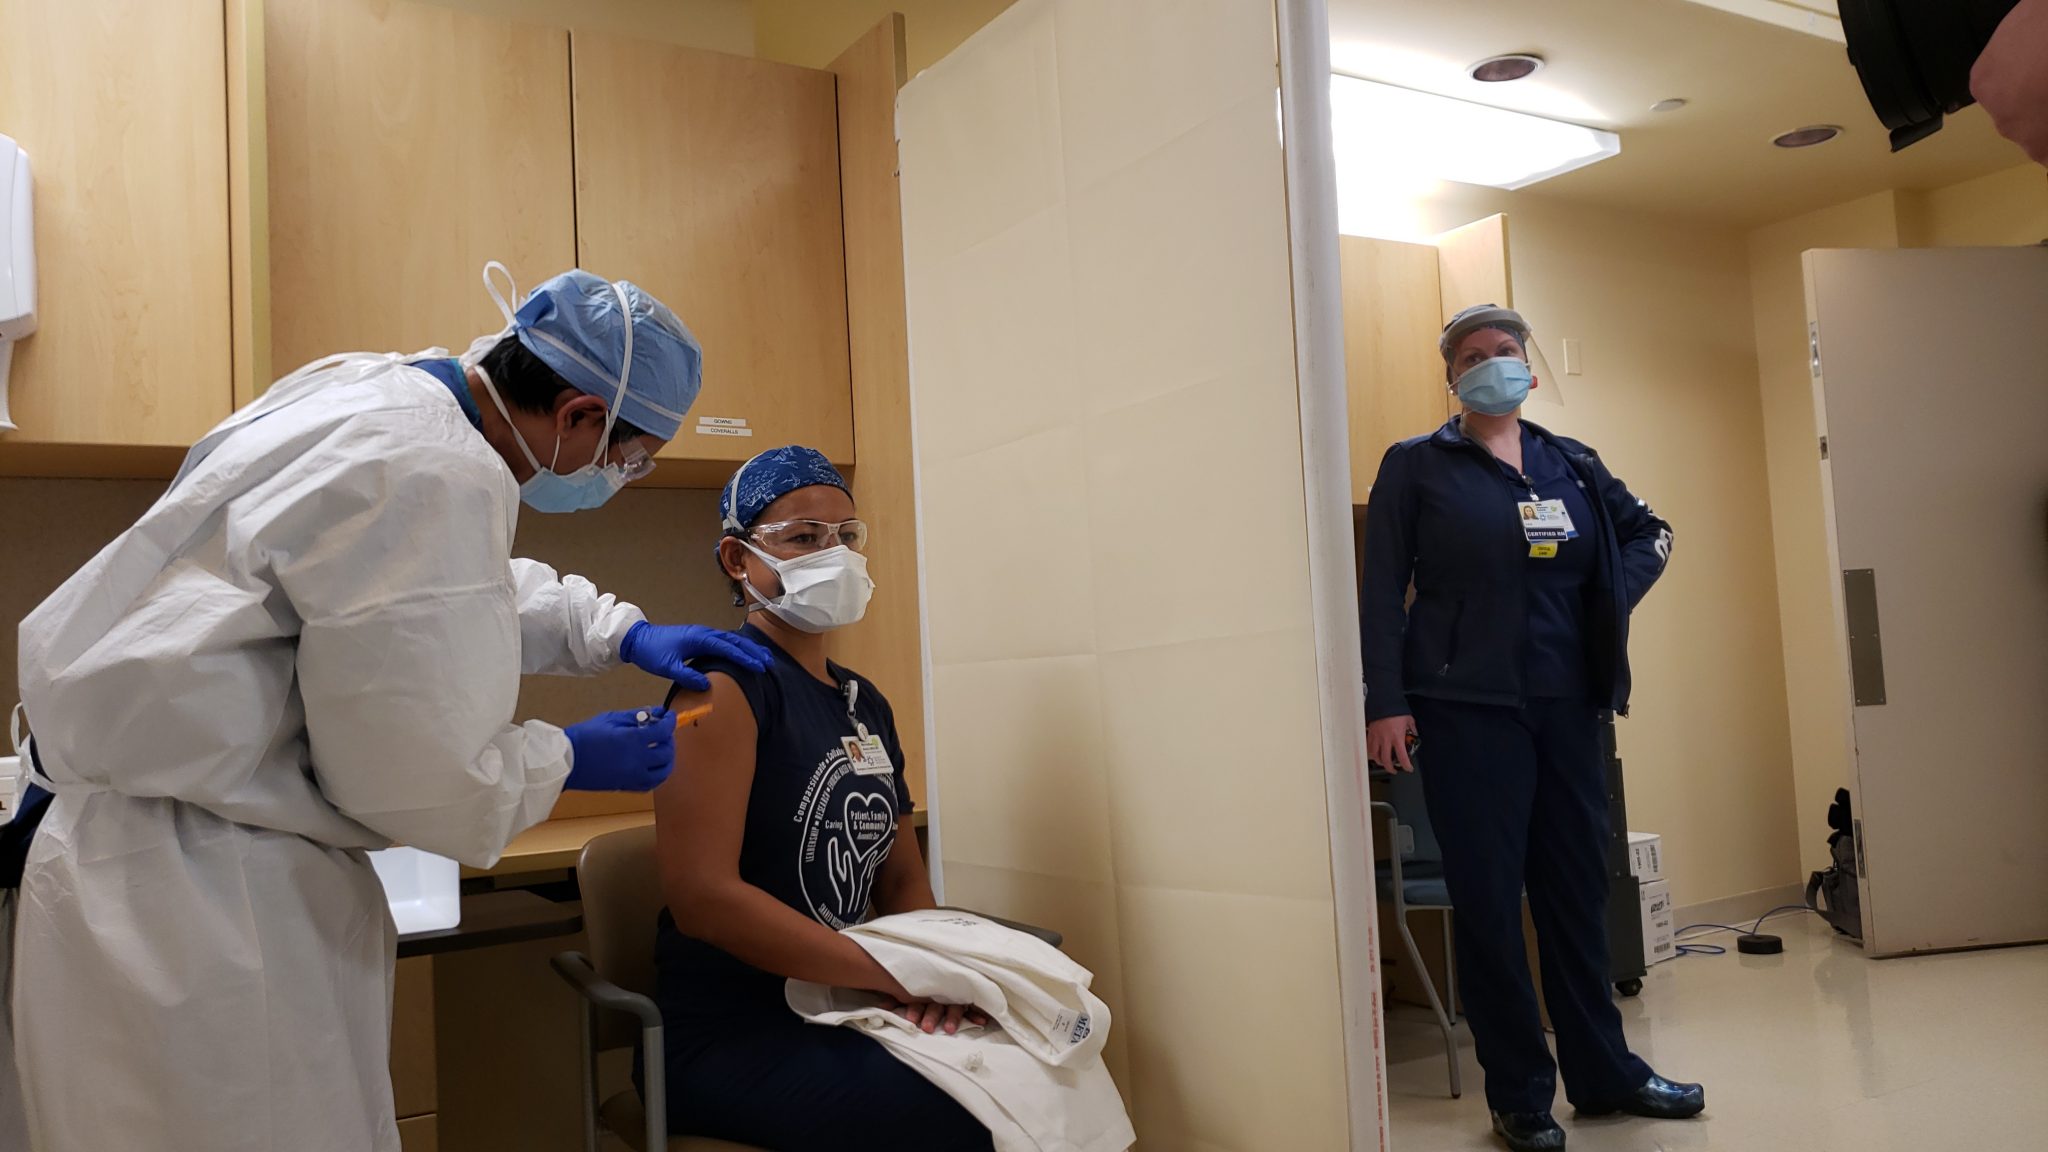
<box><xmin>749</xmin><ymin>518</ymin><xmax>870</xmax><ymax>555</ymax></box>
<box><xmin>609</xmin><ymin>440</ymin><xmax>658</xmax><ymax>485</ymax></box>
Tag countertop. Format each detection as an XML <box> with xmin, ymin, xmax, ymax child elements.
<box><xmin>466</xmin><ymin>807</ymin><xmax>931</xmax><ymax>878</ymax></box>
<box><xmin>464</xmin><ymin>811</ymin><xmax>657</xmax><ymax>878</ymax></box>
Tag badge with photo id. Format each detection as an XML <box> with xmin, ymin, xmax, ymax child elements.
<box><xmin>1518</xmin><ymin>498</ymin><xmax>1577</xmax><ymax>544</ymax></box>
<box><xmin>843</xmin><ymin>734</ymin><xmax>895</xmax><ymax>776</ymax></box>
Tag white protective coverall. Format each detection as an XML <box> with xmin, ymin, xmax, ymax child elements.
<box><xmin>8</xmin><ymin>352</ymin><xmax>644</xmax><ymax>1152</ymax></box>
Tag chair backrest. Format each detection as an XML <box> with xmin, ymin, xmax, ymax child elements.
<box><xmin>1385</xmin><ymin>767</ymin><xmax>1443</xmax><ymax>867</ymax></box>
<box><xmin>576</xmin><ymin>824</ymin><xmax>665</xmax><ymax>1051</ymax></box>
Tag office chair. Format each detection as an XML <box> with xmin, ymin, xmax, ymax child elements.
<box><xmin>1371</xmin><ymin>767</ymin><xmax>1462</xmax><ymax>1099</ymax></box>
<box><xmin>550</xmin><ymin>825</ymin><xmax>764</xmax><ymax>1152</ymax></box>
<box><xmin>553</xmin><ymin>824</ymin><xmax>1063</xmax><ymax>1151</ymax></box>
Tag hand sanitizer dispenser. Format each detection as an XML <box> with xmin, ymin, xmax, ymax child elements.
<box><xmin>0</xmin><ymin>135</ymin><xmax>36</xmax><ymax>433</ymax></box>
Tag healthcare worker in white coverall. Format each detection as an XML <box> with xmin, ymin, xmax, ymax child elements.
<box><xmin>0</xmin><ymin>263</ymin><xmax>772</xmax><ymax>1152</ymax></box>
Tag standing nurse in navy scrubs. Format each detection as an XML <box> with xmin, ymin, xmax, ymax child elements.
<box><xmin>1359</xmin><ymin>305</ymin><xmax>1702</xmax><ymax>1152</ymax></box>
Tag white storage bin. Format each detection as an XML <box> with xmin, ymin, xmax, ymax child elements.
<box><xmin>0</xmin><ymin>754</ymin><xmax>19</xmax><ymax>825</ymax></box>
<box><xmin>1640</xmin><ymin>878</ymin><xmax>1675</xmax><ymax>966</ymax></box>
<box><xmin>1628</xmin><ymin>831</ymin><xmax>1663</xmax><ymax>882</ymax></box>
<box><xmin>369</xmin><ymin>846</ymin><xmax>461</xmax><ymax>934</ymax></box>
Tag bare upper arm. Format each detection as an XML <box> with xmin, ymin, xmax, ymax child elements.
<box><xmin>652</xmin><ymin>672</ymin><xmax>758</xmax><ymax>917</ymax></box>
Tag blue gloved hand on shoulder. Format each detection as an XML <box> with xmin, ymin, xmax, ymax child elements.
<box><xmin>619</xmin><ymin>622</ymin><xmax>773</xmax><ymax>693</ymax></box>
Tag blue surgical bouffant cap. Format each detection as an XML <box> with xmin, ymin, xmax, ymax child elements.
<box><xmin>510</xmin><ymin>268</ymin><xmax>703</xmax><ymax>440</ymax></box>
<box><xmin>719</xmin><ymin>446</ymin><xmax>850</xmax><ymax>538</ymax></box>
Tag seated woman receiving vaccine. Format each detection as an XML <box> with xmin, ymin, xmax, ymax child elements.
<box><xmin>650</xmin><ymin>446</ymin><xmax>994</xmax><ymax>1151</ymax></box>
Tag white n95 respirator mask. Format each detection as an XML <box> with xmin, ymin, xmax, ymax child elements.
<box><xmin>742</xmin><ymin>542</ymin><xmax>875</xmax><ymax>633</ymax></box>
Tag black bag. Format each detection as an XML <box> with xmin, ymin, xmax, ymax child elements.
<box><xmin>1805</xmin><ymin>788</ymin><xmax>1862</xmax><ymax>938</ymax></box>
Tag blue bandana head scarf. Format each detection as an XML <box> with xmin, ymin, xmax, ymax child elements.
<box><xmin>718</xmin><ymin>446</ymin><xmax>850</xmax><ymax>544</ymax></box>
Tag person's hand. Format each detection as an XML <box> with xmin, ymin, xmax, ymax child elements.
<box><xmin>1972</xmin><ymin>0</ymin><xmax>2048</xmax><ymax>165</ymax></box>
<box><xmin>888</xmin><ymin>999</ymin><xmax>993</xmax><ymax>1036</ymax></box>
<box><xmin>863</xmin><ymin>962</ymin><xmax>990</xmax><ymax>1035</ymax></box>
<box><xmin>564</xmin><ymin>707</ymin><xmax>675</xmax><ymax>792</ymax></box>
<box><xmin>1366</xmin><ymin>715</ymin><xmax>1419</xmax><ymax>773</ymax></box>
<box><xmin>619</xmin><ymin>622</ymin><xmax>773</xmax><ymax>691</ymax></box>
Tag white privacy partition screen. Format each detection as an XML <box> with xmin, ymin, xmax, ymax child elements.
<box><xmin>897</xmin><ymin>0</ymin><xmax>1388</xmax><ymax>1147</ymax></box>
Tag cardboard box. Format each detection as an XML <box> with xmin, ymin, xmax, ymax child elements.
<box><xmin>1640</xmin><ymin>878</ymin><xmax>1675</xmax><ymax>966</ymax></box>
<box><xmin>1628</xmin><ymin>831</ymin><xmax>1663</xmax><ymax>882</ymax></box>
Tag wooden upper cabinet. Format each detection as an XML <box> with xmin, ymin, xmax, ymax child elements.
<box><xmin>0</xmin><ymin>0</ymin><xmax>233</xmax><ymax>450</ymax></box>
<box><xmin>1340</xmin><ymin>235</ymin><xmax>1447</xmax><ymax>505</ymax></box>
<box><xmin>1434</xmin><ymin>213</ymin><xmax>1514</xmax><ymax>423</ymax></box>
<box><xmin>265</xmin><ymin>0</ymin><xmax>576</xmax><ymax>377</ymax></box>
<box><xmin>571</xmin><ymin>33</ymin><xmax>854</xmax><ymax>468</ymax></box>
<box><xmin>1342</xmin><ymin>215</ymin><xmax>1515</xmax><ymax>505</ymax></box>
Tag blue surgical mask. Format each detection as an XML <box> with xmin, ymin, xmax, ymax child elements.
<box><xmin>1454</xmin><ymin>356</ymin><xmax>1533</xmax><ymax>416</ymax></box>
<box><xmin>518</xmin><ymin>435</ymin><xmax>629</xmax><ymax>514</ymax></box>
<box><xmin>474</xmin><ymin>361</ymin><xmax>632</xmax><ymax>514</ymax></box>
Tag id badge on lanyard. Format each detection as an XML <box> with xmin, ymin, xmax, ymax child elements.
<box><xmin>841</xmin><ymin>680</ymin><xmax>894</xmax><ymax>776</ymax></box>
<box><xmin>1518</xmin><ymin>488</ymin><xmax>1577</xmax><ymax>559</ymax></box>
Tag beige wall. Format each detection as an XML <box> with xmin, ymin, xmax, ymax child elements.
<box><xmin>1353</xmin><ymin>186</ymin><xmax>1803</xmax><ymax>909</ymax></box>
<box><xmin>754</xmin><ymin>0</ymin><xmax>1016</xmax><ymax>72</ymax></box>
<box><xmin>422</xmin><ymin>0</ymin><xmax>753</xmax><ymax>53</ymax></box>
<box><xmin>1906</xmin><ymin>162</ymin><xmax>2048</xmax><ymax>248</ymax></box>
<box><xmin>899</xmin><ymin>0</ymin><xmax>1357</xmax><ymax>1147</ymax></box>
<box><xmin>0</xmin><ymin>479</ymin><xmax>735</xmax><ymax>748</ymax></box>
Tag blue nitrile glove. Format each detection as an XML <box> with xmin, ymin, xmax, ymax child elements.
<box><xmin>619</xmin><ymin>622</ymin><xmax>773</xmax><ymax>692</ymax></box>
<box><xmin>564</xmin><ymin>708</ymin><xmax>676</xmax><ymax>792</ymax></box>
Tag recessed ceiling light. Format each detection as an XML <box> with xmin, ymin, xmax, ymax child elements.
<box><xmin>1650</xmin><ymin>98</ymin><xmax>1689</xmax><ymax>113</ymax></box>
<box><xmin>1468</xmin><ymin>54</ymin><xmax>1545</xmax><ymax>83</ymax></box>
<box><xmin>1773</xmin><ymin>125</ymin><xmax>1843</xmax><ymax>148</ymax></box>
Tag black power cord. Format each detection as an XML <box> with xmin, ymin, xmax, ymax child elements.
<box><xmin>1671</xmin><ymin>904</ymin><xmax>1815</xmax><ymax>959</ymax></box>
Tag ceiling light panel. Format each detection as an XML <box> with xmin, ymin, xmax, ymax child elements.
<box><xmin>1330</xmin><ymin>74</ymin><xmax>1623</xmax><ymax>192</ymax></box>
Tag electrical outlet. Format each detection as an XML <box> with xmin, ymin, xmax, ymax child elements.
<box><xmin>1562</xmin><ymin>338</ymin><xmax>1583</xmax><ymax>376</ymax></box>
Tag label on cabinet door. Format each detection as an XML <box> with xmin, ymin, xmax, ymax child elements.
<box><xmin>696</xmin><ymin>416</ymin><xmax>753</xmax><ymax>437</ymax></box>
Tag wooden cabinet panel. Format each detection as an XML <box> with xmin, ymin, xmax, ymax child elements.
<box><xmin>824</xmin><ymin>16</ymin><xmax>926</xmax><ymax>803</ymax></box>
<box><xmin>397</xmin><ymin>1114</ymin><xmax>438</xmax><ymax>1152</ymax></box>
<box><xmin>0</xmin><ymin>0</ymin><xmax>233</xmax><ymax>449</ymax></box>
<box><xmin>1434</xmin><ymin>213</ymin><xmax>1513</xmax><ymax>318</ymax></box>
<box><xmin>391</xmin><ymin>956</ymin><xmax>437</xmax><ymax>1120</ymax></box>
<box><xmin>226</xmin><ymin>0</ymin><xmax>273</xmax><ymax>410</ymax></box>
<box><xmin>572</xmin><ymin>32</ymin><xmax>853</xmax><ymax>467</ymax></box>
<box><xmin>434</xmin><ymin>934</ymin><xmax>583</xmax><ymax>1152</ymax></box>
<box><xmin>1433</xmin><ymin>213</ymin><xmax>1514</xmax><ymax>422</ymax></box>
<box><xmin>1339</xmin><ymin>235</ymin><xmax>1446</xmax><ymax>505</ymax></box>
<box><xmin>265</xmin><ymin>0</ymin><xmax>576</xmax><ymax>377</ymax></box>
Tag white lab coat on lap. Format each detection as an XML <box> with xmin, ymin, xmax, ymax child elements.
<box><xmin>788</xmin><ymin>911</ymin><xmax>1135</xmax><ymax>1152</ymax></box>
<box><xmin>7</xmin><ymin>353</ymin><xmax>644</xmax><ymax>1152</ymax></box>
